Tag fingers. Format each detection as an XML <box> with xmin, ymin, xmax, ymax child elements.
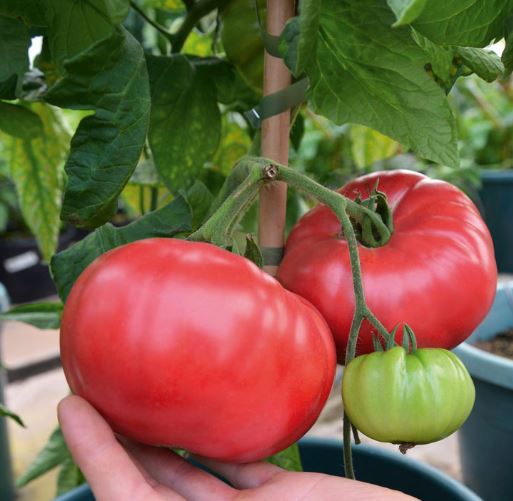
<box><xmin>122</xmin><ymin>440</ymin><xmax>236</xmax><ymax>501</ymax></box>
<box><xmin>191</xmin><ymin>455</ymin><xmax>285</xmax><ymax>489</ymax></box>
<box><xmin>58</xmin><ymin>395</ymin><xmax>178</xmax><ymax>501</ymax></box>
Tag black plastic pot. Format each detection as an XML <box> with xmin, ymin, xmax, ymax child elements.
<box><xmin>454</xmin><ymin>283</ymin><xmax>513</xmax><ymax>501</ymax></box>
<box><xmin>478</xmin><ymin>170</ymin><xmax>513</xmax><ymax>273</ymax></box>
<box><xmin>0</xmin><ymin>227</ymin><xmax>80</xmax><ymax>303</ymax></box>
<box><xmin>55</xmin><ymin>437</ymin><xmax>479</xmax><ymax>501</ymax></box>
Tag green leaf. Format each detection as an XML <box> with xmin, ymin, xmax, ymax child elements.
<box><xmin>51</xmin><ymin>195</ymin><xmax>191</xmax><ymax>301</ymax></box>
<box><xmin>456</xmin><ymin>47</ymin><xmax>505</xmax><ymax>83</ymax></box>
<box><xmin>45</xmin><ymin>0</ymin><xmax>129</xmax><ymax>66</ymax></box>
<box><xmin>243</xmin><ymin>235</ymin><xmax>263</xmax><ymax>268</ymax></box>
<box><xmin>0</xmin><ymin>1</ymin><xmax>46</xmax><ymax>26</ymax></box>
<box><xmin>181</xmin><ymin>181</ymin><xmax>214</xmax><ymax>231</ymax></box>
<box><xmin>194</xmin><ymin>58</ymin><xmax>259</xmax><ymax>109</ymax></box>
<box><xmin>0</xmin><ymin>16</ymin><xmax>30</xmax><ymax>99</ymax></box>
<box><xmin>1</xmin><ymin>103</ymin><xmax>69</xmax><ymax>261</ymax></box>
<box><xmin>410</xmin><ymin>30</ymin><xmax>454</xmax><ymax>83</ymax></box>
<box><xmin>280</xmin><ymin>0</ymin><xmax>321</xmax><ymax>77</ymax></box>
<box><xmin>17</xmin><ymin>427</ymin><xmax>69</xmax><ymax>488</ymax></box>
<box><xmin>45</xmin><ymin>28</ymin><xmax>150</xmax><ymax>228</ymax></box>
<box><xmin>387</xmin><ymin>0</ymin><xmax>427</xmax><ymax>26</ymax></box>
<box><xmin>147</xmin><ymin>55</ymin><xmax>221</xmax><ymax>193</ymax></box>
<box><xmin>267</xmin><ymin>443</ymin><xmax>302</xmax><ymax>472</ymax></box>
<box><xmin>410</xmin><ymin>32</ymin><xmax>503</xmax><ymax>89</ymax></box>
<box><xmin>0</xmin><ymin>301</ymin><xmax>63</xmax><ymax>329</ymax></box>
<box><xmin>0</xmin><ymin>102</ymin><xmax>44</xmax><ymax>139</ymax></box>
<box><xmin>412</xmin><ymin>1</ymin><xmax>513</xmax><ymax>47</ymax></box>
<box><xmin>0</xmin><ymin>403</ymin><xmax>25</xmax><ymax>427</ymax></box>
<box><xmin>303</xmin><ymin>0</ymin><xmax>458</xmax><ymax>167</ymax></box>
<box><xmin>0</xmin><ymin>203</ymin><xmax>8</xmax><ymax>232</ymax></box>
<box><xmin>56</xmin><ymin>458</ymin><xmax>85</xmax><ymax>497</ymax></box>
<box><xmin>350</xmin><ymin>125</ymin><xmax>400</xmax><ymax>169</ymax></box>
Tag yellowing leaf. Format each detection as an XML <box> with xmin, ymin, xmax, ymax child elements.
<box><xmin>0</xmin><ymin>103</ymin><xmax>70</xmax><ymax>261</ymax></box>
<box><xmin>183</xmin><ymin>30</ymin><xmax>213</xmax><ymax>57</ymax></box>
<box><xmin>142</xmin><ymin>0</ymin><xmax>183</xmax><ymax>9</ymax></box>
<box><xmin>212</xmin><ymin>119</ymin><xmax>251</xmax><ymax>175</ymax></box>
<box><xmin>350</xmin><ymin>125</ymin><xmax>400</xmax><ymax>169</ymax></box>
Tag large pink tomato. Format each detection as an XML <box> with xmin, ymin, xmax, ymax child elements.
<box><xmin>60</xmin><ymin>238</ymin><xmax>336</xmax><ymax>462</ymax></box>
<box><xmin>278</xmin><ymin>170</ymin><xmax>497</xmax><ymax>362</ymax></box>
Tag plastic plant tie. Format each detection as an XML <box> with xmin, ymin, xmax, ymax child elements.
<box><xmin>261</xmin><ymin>246</ymin><xmax>285</xmax><ymax>266</ymax></box>
<box><xmin>244</xmin><ymin>77</ymin><xmax>308</xmax><ymax>129</ymax></box>
<box><xmin>253</xmin><ymin>0</ymin><xmax>282</xmax><ymax>58</ymax></box>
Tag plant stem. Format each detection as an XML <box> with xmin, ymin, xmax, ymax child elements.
<box><xmin>343</xmin><ymin>414</ymin><xmax>355</xmax><ymax>478</ymax></box>
<box><xmin>130</xmin><ymin>1</ymin><xmax>174</xmax><ymax>41</ymax></box>
<box><xmin>171</xmin><ymin>0</ymin><xmax>229</xmax><ymax>53</ymax></box>
<box><xmin>275</xmin><ymin>166</ymin><xmax>392</xmax><ymax>247</ymax></box>
<box><xmin>150</xmin><ymin>187</ymin><xmax>159</xmax><ymax>212</ymax></box>
<box><xmin>139</xmin><ymin>186</ymin><xmax>146</xmax><ymax>215</ymax></box>
<box><xmin>188</xmin><ymin>165</ymin><xmax>262</xmax><ymax>244</ymax></box>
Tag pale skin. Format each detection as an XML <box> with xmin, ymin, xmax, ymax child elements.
<box><xmin>58</xmin><ymin>395</ymin><xmax>417</xmax><ymax>501</ymax></box>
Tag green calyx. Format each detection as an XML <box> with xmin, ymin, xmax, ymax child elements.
<box><xmin>352</xmin><ymin>185</ymin><xmax>394</xmax><ymax>248</ymax></box>
<box><xmin>372</xmin><ymin>323</ymin><xmax>418</xmax><ymax>353</ymax></box>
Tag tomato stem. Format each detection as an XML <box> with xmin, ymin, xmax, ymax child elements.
<box><xmin>188</xmin><ymin>163</ymin><xmax>262</xmax><ymax>245</ymax></box>
<box><xmin>274</xmin><ymin>165</ymin><xmax>392</xmax><ymax>248</ymax></box>
<box><xmin>343</xmin><ymin>413</ymin><xmax>356</xmax><ymax>478</ymax></box>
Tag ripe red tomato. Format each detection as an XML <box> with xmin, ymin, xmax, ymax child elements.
<box><xmin>278</xmin><ymin>170</ymin><xmax>497</xmax><ymax>361</ymax></box>
<box><xmin>60</xmin><ymin>238</ymin><xmax>336</xmax><ymax>462</ymax></box>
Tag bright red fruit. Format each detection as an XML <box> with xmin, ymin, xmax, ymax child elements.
<box><xmin>278</xmin><ymin>170</ymin><xmax>497</xmax><ymax>362</ymax></box>
<box><xmin>60</xmin><ymin>238</ymin><xmax>336</xmax><ymax>462</ymax></box>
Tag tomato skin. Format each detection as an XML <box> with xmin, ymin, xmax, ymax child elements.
<box><xmin>342</xmin><ymin>347</ymin><xmax>475</xmax><ymax>444</ymax></box>
<box><xmin>60</xmin><ymin>238</ymin><xmax>336</xmax><ymax>463</ymax></box>
<box><xmin>278</xmin><ymin>170</ymin><xmax>497</xmax><ymax>361</ymax></box>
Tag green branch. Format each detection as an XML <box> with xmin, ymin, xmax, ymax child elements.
<box><xmin>171</xmin><ymin>0</ymin><xmax>229</xmax><ymax>53</ymax></box>
<box><xmin>131</xmin><ymin>0</ymin><xmax>227</xmax><ymax>53</ymax></box>
<box><xmin>130</xmin><ymin>1</ymin><xmax>174</xmax><ymax>42</ymax></box>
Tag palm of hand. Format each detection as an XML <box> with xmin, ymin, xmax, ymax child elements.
<box><xmin>58</xmin><ymin>396</ymin><xmax>415</xmax><ymax>501</ymax></box>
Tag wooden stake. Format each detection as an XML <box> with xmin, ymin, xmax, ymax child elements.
<box><xmin>258</xmin><ymin>0</ymin><xmax>295</xmax><ymax>276</ymax></box>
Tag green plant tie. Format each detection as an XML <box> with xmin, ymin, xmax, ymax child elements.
<box><xmin>244</xmin><ymin>78</ymin><xmax>309</xmax><ymax>128</ymax></box>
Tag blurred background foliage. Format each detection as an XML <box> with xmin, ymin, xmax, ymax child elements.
<box><xmin>0</xmin><ymin>1</ymin><xmax>510</xmax><ymax>255</ymax></box>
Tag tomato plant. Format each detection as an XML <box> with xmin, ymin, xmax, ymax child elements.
<box><xmin>278</xmin><ymin>169</ymin><xmax>497</xmax><ymax>361</ymax></box>
<box><xmin>342</xmin><ymin>346</ymin><xmax>475</xmax><ymax>446</ymax></box>
<box><xmin>1</xmin><ymin>0</ymin><xmax>510</xmax><ymax>494</ymax></box>
<box><xmin>60</xmin><ymin>238</ymin><xmax>336</xmax><ymax>462</ymax></box>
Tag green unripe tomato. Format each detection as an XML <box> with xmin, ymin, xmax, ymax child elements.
<box><xmin>221</xmin><ymin>0</ymin><xmax>265</xmax><ymax>92</ymax></box>
<box><xmin>342</xmin><ymin>346</ymin><xmax>475</xmax><ymax>445</ymax></box>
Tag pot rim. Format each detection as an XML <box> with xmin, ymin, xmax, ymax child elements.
<box><xmin>480</xmin><ymin>169</ymin><xmax>513</xmax><ymax>182</ymax></box>
<box><xmin>453</xmin><ymin>282</ymin><xmax>513</xmax><ymax>390</ymax></box>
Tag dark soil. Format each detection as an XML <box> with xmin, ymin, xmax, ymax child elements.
<box><xmin>473</xmin><ymin>329</ymin><xmax>513</xmax><ymax>360</ymax></box>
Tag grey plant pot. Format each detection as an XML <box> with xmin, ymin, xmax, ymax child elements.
<box><xmin>478</xmin><ymin>170</ymin><xmax>513</xmax><ymax>273</ymax></box>
<box><xmin>454</xmin><ymin>282</ymin><xmax>513</xmax><ymax>501</ymax></box>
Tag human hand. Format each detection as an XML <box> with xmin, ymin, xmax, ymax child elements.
<box><xmin>58</xmin><ymin>395</ymin><xmax>416</xmax><ymax>501</ymax></box>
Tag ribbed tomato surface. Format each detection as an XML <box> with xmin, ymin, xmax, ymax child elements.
<box><xmin>61</xmin><ymin>238</ymin><xmax>336</xmax><ymax>462</ymax></box>
<box><xmin>278</xmin><ymin>170</ymin><xmax>497</xmax><ymax>361</ymax></box>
